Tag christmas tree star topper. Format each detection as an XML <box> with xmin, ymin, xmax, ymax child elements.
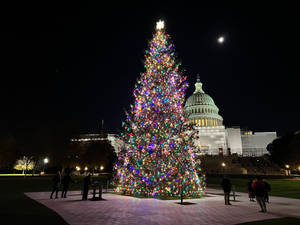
<box><xmin>156</xmin><ymin>20</ymin><xmax>165</xmax><ymax>30</ymax></box>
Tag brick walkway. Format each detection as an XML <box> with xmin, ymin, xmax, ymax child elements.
<box><xmin>25</xmin><ymin>189</ymin><xmax>300</xmax><ymax>225</ymax></box>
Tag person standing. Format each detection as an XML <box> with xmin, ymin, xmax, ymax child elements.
<box><xmin>82</xmin><ymin>173</ymin><xmax>91</xmax><ymax>200</ymax></box>
<box><xmin>221</xmin><ymin>175</ymin><xmax>232</xmax><ymax>205</ymax></box>
<box><xmin>61</xmin><ymin>171</ymin><xmax>72</xmax><ymax>198</ymax></box>
<box><xmin>247</xmin><ymin>178</ymin><xmax>255</xmax><ymax>202</ymax></box>
<box><xmin>50</xmin><ymin>171</ymin><xmax>61</xmax><ymax>199</ymax></box>
<box><xmin>264</xmin><ymin>180</ymin><xmax>271</xmax><ymax>203</ymax></box>
<box><xmin>252</xmin><ymin>176</ymin><xmax>267</xmax><ymax>212</ymax></box>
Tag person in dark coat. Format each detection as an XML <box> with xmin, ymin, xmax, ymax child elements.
<box><xmin>50</xmin><ymin>171</ymin><xmax>61</xmax><ymax>199</ymax></box>
<box><xmin>247</xmin><ymin>178</ymin><xmax>255</xmax><ymax>202</ymax></box>
<box><xmin>263</xmin><ymin>180</ymin><xmax>271</xmax><ymax>203</ymax></box>
<box><xmin>61</xmin><ymin>171</ymin><xmax>73</xmax><ymax>198</ymax></box>
<box><xmin>221</xmin><ymin>175</ymin><xmax>232</xmax><ymax>205</ymax></box>
<box><xmin>82</xmin><ymin>173</ymin><xmax>91</xmax><ymax>200</ymax></box>
<box><xmin>252</xmin><ymin>176</ymin><xmax>267</xmax><ymax>212</ymax></box>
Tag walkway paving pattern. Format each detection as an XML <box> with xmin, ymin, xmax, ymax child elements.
<box><xmin>25</xmin><ymin>189</ymin><xmax>300</xmax><ymax>225</ymax></box>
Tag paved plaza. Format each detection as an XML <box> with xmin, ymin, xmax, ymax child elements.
<box><xmin>25</xmin><ymin>189</ymin><xmax>300</xmax><ymax>225</ymax></box>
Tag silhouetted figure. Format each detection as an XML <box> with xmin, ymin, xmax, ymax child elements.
<box><xmin>252</xmin><ymin>176</ymin><xmax>267</xmax><ymax>212</ymax></box>
<box><xmin>247</xmin><ymin>178</ymin><xmax>255</xmax><ymax>202</ymax></box>
<box><xmin>264</xmin><ymin>180</ymin><xmax>271</xmax><ymax>203</ymax></box>
<box><xmin>61</xmin><ymin>171</ymin><xmax>73</xmax><ymax>198</ymax></box>
<box><xmin>50</xmin><ymin>171</ymin><xmax>61</xmax><ymax>199</ymax></box>
<box><xmin>82</xmin><ymin>173</ymin><xmax>91</xmax><ymax>200</ymax></box>
<box><xmin>221</xmin><ymin>176</ymin><xmax>232</xmax><ymax>205</ymax></box>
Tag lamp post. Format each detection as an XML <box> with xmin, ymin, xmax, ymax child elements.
<box><xmin>285</xmin><ymin>164</ymin><xmax>290</xmax><ymax>176</ymax></box>
<box><xmin>43</xmin><ymin>158</ymin><xmax>49</xmax><ymax>174</ymax></box>
<box><xmin>221</xmin><ymin>162</ymin><xmax>226</xmax><ymax>174</ymax></box>
<box><xmin>100</xmin><ymin>165</ymin><xmax>104</xmax><ymax>171</ymax></box>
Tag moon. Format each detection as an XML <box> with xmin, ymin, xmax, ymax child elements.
<box><xmin>218</xmin><ymin>36</ymin><xmax>225</xmax><ymax>44</ymax></box>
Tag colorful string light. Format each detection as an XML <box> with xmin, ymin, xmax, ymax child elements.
<box><xmin>114</xmin><ymin>21</ymin><xmax>205</xmax><ymax>197</ymax></box>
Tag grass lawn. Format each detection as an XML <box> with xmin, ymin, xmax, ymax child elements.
<box><xmin>237</xmin><ymin>217</ymin><xmax>300</xmax><ymax>225</ymax></box>
<box><xmin>0</xmin><ymin>176</ymin><xmax>109</xmax><ymax>225</ymax></box>
<box><xmin>206</xmin><ymin>177</ymin><xmax>300</xmax><ymax>199</ymax></box>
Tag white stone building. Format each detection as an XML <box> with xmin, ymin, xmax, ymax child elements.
<box><xmin>70</xmin><ymin>133</ymin><xmax>123</xmax><ymax>154</ymax></box>
<box><xmin>185</xmin><ymin>75</ymin><xmax>277</xmax><ymax>156</ymax></box>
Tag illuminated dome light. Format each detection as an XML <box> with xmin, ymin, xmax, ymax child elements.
<box><xmin>156</xmin><ymin>20</ymin><xmax>165</xmax><ymax>30</ymax></box>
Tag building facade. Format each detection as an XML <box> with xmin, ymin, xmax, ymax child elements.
<box><xmin>70</xmin><ymin>133</ymin><xmax>122</xmax><ymax>154</ymax></box>
<box><xmin>185</xmin><ymin>75</ymin><xmax>277</xmax><ymax>156</ymax></box>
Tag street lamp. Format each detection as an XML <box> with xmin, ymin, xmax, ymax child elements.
<box><xmin>43</xmin><ymin>158</ymin><xmax>49</xmax><ymax>174</ymax></box>
<box><xmin>285</xmin><ymin>164</ymin><xmax>290</xmax><ymax>169</ymax></box>
<box><xmin>221</xmin><ymin>162</ymin><xmax>226</xmax><ymax>174</ymax></box>
<box><xmin>100</xmin><ymin>166</ymin><xmax>104</xmax><ymax>171</ymax></box>
<box><xmin>285</xmin><ymin>164</ymin><xmax>290</xmax><ymax>176</ymax></box>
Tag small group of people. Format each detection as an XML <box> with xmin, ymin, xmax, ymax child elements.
<box><xmin>248</xmin><ymin>176</ymin><xmax>271</xmax><ymax>212</ymax></box>
<box><xmin>50</xmin><ymin>171</ymin><xmax>92</xmax><ymax>201</ymax></box>
<box><xmin>221</xmin><ymin>175</ymin><xmax>271</xmax><ymax>213</ymax></box>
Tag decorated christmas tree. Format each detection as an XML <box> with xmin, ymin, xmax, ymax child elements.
<box><xmin>115</xmin><ymin>20</ymin><xmax>205</xmax><ymax>197</ymax></box>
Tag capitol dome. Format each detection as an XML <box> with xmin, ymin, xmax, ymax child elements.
<box><xmin>184</xmin><ymin>75</ymin><xmax>223</xmax><ymax>127</ymax></box>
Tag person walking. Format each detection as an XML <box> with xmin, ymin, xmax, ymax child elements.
<box><xmin>82</xmin><ymin>173</ymin><xmax>91</xmax><ymax>200</ymax></box>
<box><xmin>247</xmin><ymin>178</ymin><xmax>255</xmax><ymax>202</ymax></box>
<box><xmin>221</xmin><ymin>175</ymin><xmax>232</xmax><ymax>205</ymax></box>
<box><xmin>50</xmin><ymin>171</ymin><xmax>61</xmax><ymax>199</ymax></box>
<box><xmin>264</xmin><ymin>180</ymin><xmax>271</xmax><ymax>203</ymax></box>
<box><xmin>61</xmin><ymin>171</ymin><xmax>73</xmax><ymax>198</ymax></box>
<box><xmin>252</xmin><ymin>176</ymin><xmax>267</xmax><ymax>212</ymax></box>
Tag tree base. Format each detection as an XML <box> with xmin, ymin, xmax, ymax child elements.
<box><xmin>90</xmin><ymin>197</ymin><xmax>105</xmax><ymax>201</ymax></box>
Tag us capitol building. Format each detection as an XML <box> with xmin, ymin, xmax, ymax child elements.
<box><xmin>185</xmin><ymin>75</ymin><xmax>277</xmax><ymax>156</ymax></box>
<box><xmin>72</xmin><ymin>76</ymin><xmax>276</xmax><ymax>157</ymax></box>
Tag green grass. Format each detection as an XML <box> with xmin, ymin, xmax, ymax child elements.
<box><xmin>237</xmin><ymin>217</ymin><xmax>300</xmax><ymax>225</ymax></box>
<box><xmin>0</xmin><ymin>176</ymin><xmax>110</xmax><ymax>225</ymax></box>
<box><xmin>206</xmin><ymin>177</ymin><xmax>300</xmax><ymax>199</ymax></box>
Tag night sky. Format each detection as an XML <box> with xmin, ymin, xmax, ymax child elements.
<box><xmin>2</xmin><ymin>3</ymin><xmax>300</xmax><ymax>138</ymax></box>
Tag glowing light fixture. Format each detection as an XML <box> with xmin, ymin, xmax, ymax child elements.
<box><xmin>156</xmin><ymin>20</ymin><xmax>164</xmax><ymax>30</ymax></box>
<box><xmin>285</xmin><ymin>164</ymin><xmax>290</xmax><ymax>169</ymax></box>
